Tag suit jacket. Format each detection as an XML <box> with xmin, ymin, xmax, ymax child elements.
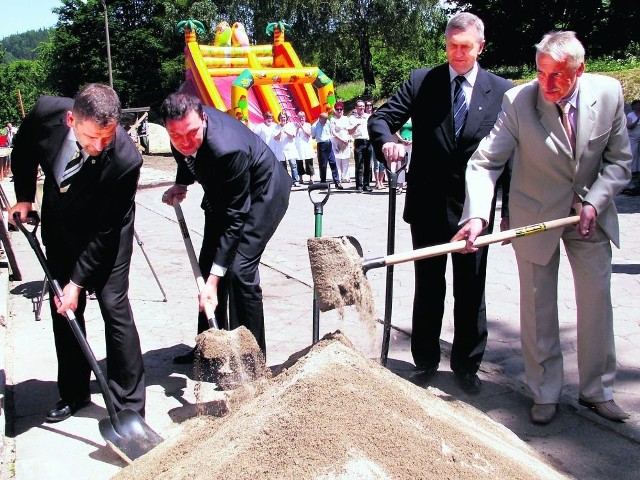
<box><xmin>461</xmin><ymin>73</ymin><xmax>633</xmax><ymax>265</ymax></box>
<box><xmin>173</xmin><ymin>106</ymin><xmax>291</xmax><ymax>268</ymax></box>
<box><xmin>368</xmin><ymin>64</ymin><xmax>513</xmax><ymax>242</ymax></box>
<box><xmin>11</xmin><ymin>95</ymin><xmax>142</xmax><ymax>287</ymax></box>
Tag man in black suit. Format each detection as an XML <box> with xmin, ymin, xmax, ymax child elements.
<box><xmin>160</xmin><ymin>93</ymin><xmax>291</xmax><ymax>362</ymax></box>
<box><xmin>368</xmin><ymin>12</ymin><xmax>512</xmax><ymax>393</ymax></box>
<box><xmin>9</xmin><ymin>84</ymin><xmax>146</xmax><ymax>422</ymax></box>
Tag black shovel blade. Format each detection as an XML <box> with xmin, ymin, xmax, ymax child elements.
<box><xmin>98</xmin><ymin>409</ymin><xmax>163</xmax><ymax>463</ymax></box>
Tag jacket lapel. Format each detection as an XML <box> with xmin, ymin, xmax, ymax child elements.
<box><xmin>575</xmin><ymin>78</ymin><xmax>596</xmax><ymax>161</ymax></box>
<box><xmin>535</xmin><ymin>83</ymin><xmax>573</xmax><ymax>159</ymax></box>
<box><xmin>462</xmin><ymin>68</ymin><xmax>490</xmax><ymax>142</ymax></box>
<box><xmin>60</xmin><ymin>153</ymin><xmax>104</xmax><ymax>204</ymax></box>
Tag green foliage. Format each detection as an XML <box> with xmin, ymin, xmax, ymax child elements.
<box><xmin>1</xmin><ymin>29</ymin><xmax>52</xmax><ymax>64</ymax></box>
<box><xmin>0</xmin><ymin>59</ymin><xmax>52</xmax><ymax>124</ymax></box>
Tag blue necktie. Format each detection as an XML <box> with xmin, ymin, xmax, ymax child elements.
<box><xmin>453</xmin><ymin>75</ymin><xmax>468</xmax><ymax>140</ymax></box>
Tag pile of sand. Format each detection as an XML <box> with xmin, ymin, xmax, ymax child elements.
<box><xmin>195</xmin><ymin>326</ymin><xmax>270</xmax><ymax>392</ymax></box>
<box><xmin>115</xmin><ymin>334</ymin><xmax>567</xmax><ymax>480</ymax></box>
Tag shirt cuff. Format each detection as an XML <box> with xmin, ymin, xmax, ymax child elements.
<box><xmin>210</xmin><ymin>263</ymin><xmax>227</xmax><ymax>277</ymax></box>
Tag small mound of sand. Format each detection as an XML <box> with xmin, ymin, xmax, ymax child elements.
<box><xmin>195</xmin><ymin>326</ymin><xmax>270</xmax><ymax>391</ymax></box>
<box><xmin>307</xmin><ymin>237</ymin><xmax>376</xmax><ymax>325</ymax></box>
<box><xmin>116</xmin><ymin>333</ymin><xmax>567</xmax><ymax>480</ymax></box>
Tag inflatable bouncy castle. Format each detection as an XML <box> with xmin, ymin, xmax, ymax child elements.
<box><xmin>177</xmin><ymin>19</ymin><xmax>336</xmax><ymax>126</ymax></box>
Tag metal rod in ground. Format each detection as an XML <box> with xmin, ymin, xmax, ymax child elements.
<box><xmin>309</xmin><ymin>183</ymin><xmax>331</xmax><ymax>344</ymax></box>
<box><xmin>134</xmin><ymin>229</ymin><xmax>167</xmax><ymax>302</ymax></box>
<box><xmin>34</xmin><ymin>276</ymin><xmax>48</xmax><ymax>321</ymax></box>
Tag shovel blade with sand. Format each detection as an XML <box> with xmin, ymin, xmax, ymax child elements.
<box><xmin>172</xmin><ymin>199</ymin><xmax>267</xmax><ymax>390</ymax></box>
<box><xmin>308</xmin><ymin>216</ymin><xmax>580</xmax><ymax>312</ymax></box>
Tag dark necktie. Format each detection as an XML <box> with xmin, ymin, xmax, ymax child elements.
<box><xmin>184</xmin><ymin>155</ymin><xmax>196</xmax><ymax>175</ymax></box>
<box><xmin>453</xmin><ymin>75</ymin><xmax>468</xmax><ymax>140</ymax></box>
<box><xmin>184</xmin><ymin>155</ymin><xmax>212</xmax><ymax>212</ymax></box>
<box><xmin>59</xmin><ymin>147</ymin><xmax>84</xmax><ymax>193</ymax></box>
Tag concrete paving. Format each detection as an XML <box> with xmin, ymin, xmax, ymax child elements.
<box><xmin>1</xmin><ymin>161</ymin><xmax>639</xmax><ymax>479</ymax></box>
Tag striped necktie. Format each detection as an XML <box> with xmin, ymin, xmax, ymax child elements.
<box><xmin>559</xmin><ymin>100</ymin><xmax>576</xmax><ymax>154</ymax></box>
<box><xmin>453</xmin><ymin>75</ymin><xmax>468</xmax><ymax>140</ymax></box>
<box><xmin>60</xmin><ymin>147</ymin><xmax>84</xmax><ymax>193</ymax></box>
<box><xmin>184</xmin><ymin>155</ymin><xmax>213</xmax><ymax>212</ymax></box>
<box><xmin>184</xmin><ymin>155</ymin><xmax>196</xmax><ymax>175</ymax></box>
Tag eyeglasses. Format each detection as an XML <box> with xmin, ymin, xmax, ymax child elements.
<box><xmin>335</xmin><ymin>108</ymin><xmax>343</xmax><ymax>111</ymax></box>
<box><xmin>365</xmin><ymin>103</ymin><xmax>373</xmax><ymax>106</ymax></box>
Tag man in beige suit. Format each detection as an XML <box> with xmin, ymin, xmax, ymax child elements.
<box><xmin>454</xmin><ymin>31</ymin><xmax>632</xmax><ymax>424</ymax></box>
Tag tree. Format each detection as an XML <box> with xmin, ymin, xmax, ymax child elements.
<box><xmin>460</xmin><ymin>0</ymin><xmax>640</xmax><ymax>71</ymax></box>
<box><xmin>40</xmin><ymin>0</ymin><xmax>218</xmax><ymax>111</ymax></box>
<box><xmin>220</xmin><ymin>0</ymin><xmax>443</xmax><ymax>96</ymax></box>
<box><xmin>0</xmin><ymin>60</ymin><xmax>51</xmax><ymax>123</ymax></box>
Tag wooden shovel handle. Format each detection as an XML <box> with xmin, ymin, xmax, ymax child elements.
<box><xmin>384</xmin><ymin>216</ymin><xmax>580</xmax><ymax>267</ymax></box>
<box><xmin>173</xmin><ymin>199</ymin><xmax>218</xmax><ymax>327</ymax></box>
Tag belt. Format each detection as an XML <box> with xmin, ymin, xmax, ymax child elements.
<box><xmin>354</xmin><ymin>138</ymin><xmax>370</xmax><ymax>144</ymax></box>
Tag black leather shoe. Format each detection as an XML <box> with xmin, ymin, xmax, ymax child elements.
<box><xmin>173</xmin><ymin>348</ymin><xmax>196</xmax><ymax>364</ymax></box>
<box><xmin>454</xmin><ymin>372</ymin><xmax>482</xmax><ymax>394</ymax></box>
<box><xmin>411</xmin><ymin>364</ymin><xmax>438</xmax><ymax>380</ymax></box>
<box><xmin>363</xmin><ymin>186</ymin><xmax>373</xmax><ymax>192</ymax></box>
<box><xmin>46</xmin><ymin>397</ymin><xmax>91</xmax><ymax>423</ymax></box>
<box><xmin>335</xmin><ymin>183</ymin><xmax>344</xmax><ymax>190</ymax></box>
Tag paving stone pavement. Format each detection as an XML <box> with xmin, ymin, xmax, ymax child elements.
<box><xmin>1</xmin><ymin>162</ymin><xmax>639</xmax><ymax>479</ymax></box>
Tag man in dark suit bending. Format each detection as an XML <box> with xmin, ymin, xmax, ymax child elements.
<box><xmin>368</xmin><ymin>12</ymin><xmax>512</xmax><ymax>393</ymax></box>
<box><xmin>9</xmin><ymin>83</ymin><xmax>146</xmax><ymax>422</ymax></box>
<box><xmin>160</xmin><ymin>93</ymin><xmax>291</xmax><ymax>363</ymax></box>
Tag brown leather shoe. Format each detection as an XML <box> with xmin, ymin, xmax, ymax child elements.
<box><xmin>530</xmin><ymin>403</ymin><xmax>557</xmax><ymax>424</ymax></box>
<box><xmin>578</xmin><ymin>399</ymin><xmax>629</xmax><ymax>422</ymax></box>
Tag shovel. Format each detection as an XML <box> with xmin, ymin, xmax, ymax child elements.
<box><xmin>13</xmin><ymin>212</ymin><xmax>163</xmax><ymax>463</ymax></box>
<box><xmin>172</xmin><ymin>198</ymin><xmax>218</xmax><ymax>329</ymax></box>
<box><xmin>307</xmin><ymin>215</ymin><xmax>580</xmax><ymax>313</ymax></box>
<box><xmin>171</xmin><ymin>199</ymin><xmax>267</xmax><ymax>390</ymax></box>
<box><xmin>308</xmin><ymin>182</ymin><xmax>331</xmax><ymax>343</ymax></box>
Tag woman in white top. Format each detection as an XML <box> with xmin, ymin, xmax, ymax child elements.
<box><xmin>295</xmin><ymin>111</ymin><xmax>316</xmax><ymax>184</ymax></box>
<box><xmin>330</xmin><ymin>102</ymin><xmax>354</xmax><ymax>183</ymax></box>
<box><xmin>274</xmin><ymin>111</ymin><xmax>300</xmax><ymax>186</ymax></box>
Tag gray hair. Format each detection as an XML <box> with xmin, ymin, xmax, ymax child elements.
<box><xmin>73</xmin><ymin>83</ymin><xmax>121</xmax><ymax>128</ymax></box>
<box><xmin>445</xmin><ymin>12</ymin><xmax>485</xmax><ymax>42</ymax></box>
<box><xmin>535</xmin><ymin>31</ymin><xmax>585</xmax><ymax>69</ymax></box>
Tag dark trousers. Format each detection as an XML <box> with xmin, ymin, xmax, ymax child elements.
<box><xmin>354</xmin><ymin>139</ymin><xmax>372</xmax><ymax>188</ymax></box>
<box><xmin>409</xmin><ymin>222</ymin><xmax>488</xmax><ymax>374</ymax></box>
<box><xmin>316</xmin><ymin>141</ymin><xmax>340</xmax><ymax>184</ymax></box>
<box><xmin>47</xmin><ymin>224</ymin><xmax>146</xmax><ymax>416</ymax></box>
<box><xmin>198</xmin><ymin>214</ymin><xmax>267</xmax><ymax>353</ymax></box>
<box><xmin>296</xmin><ymin>158</ymin><xmax>315</xmax><ymax>177</ymax></box>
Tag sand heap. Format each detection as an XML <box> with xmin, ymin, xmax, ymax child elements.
<box><xmin>116</xmin><ymin>334</ymin><xmax>567</xmax><ymax>480</ymax></box>
<box><xmin>195</xmin><ymin>326</ymin><xmax>270</xmax><ymax>392</ymax></box>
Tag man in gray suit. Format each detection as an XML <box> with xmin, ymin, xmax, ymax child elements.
<box><xmin>455</xmin><ymin>31</ymin><xmax>632</xmax><ymax>424</ymax></box>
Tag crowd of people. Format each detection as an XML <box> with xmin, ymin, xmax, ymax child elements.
<box><xmin>250</xmin><ymin>99</ymin><xmax>401</xmax><ymax>192</ymax></box>
<box><xmin>6</xmin><ymin>10</ymin><xmax>638</xmax><ymax>433</ymax></box>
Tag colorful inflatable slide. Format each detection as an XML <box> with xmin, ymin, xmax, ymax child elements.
<box><xmin>177</xmin><ymin>20</ymin><xmax>336</xmax><ymax>126</ymax></box>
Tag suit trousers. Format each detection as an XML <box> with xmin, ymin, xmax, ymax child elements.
<box><xmin>198</xmin><ymin>213</ymin><xmax>267</xmax><ymax>354</ymax></box>
<box><xmin>47</xmin><ymin>235</ymin><xmax>146</xmax><ymax>416</ymax></box>
<box><xmin>353</xmin><ymin>139</ymin><xmax>372</xmax><ymax>189</ymax></box>
<box><xmin>410</xmin><ymin>223</ymin><xmax>489</xmax><ymax>373</ymax></box>
<box><xmin>316</xmin><ymin>141</ymin><xmax>340</xmax><ymax>184</ymax></box>
<box><xmin>516</xmin><ymin>224</ymin><xmax>616</xmax><ymax>404</ymax></box>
